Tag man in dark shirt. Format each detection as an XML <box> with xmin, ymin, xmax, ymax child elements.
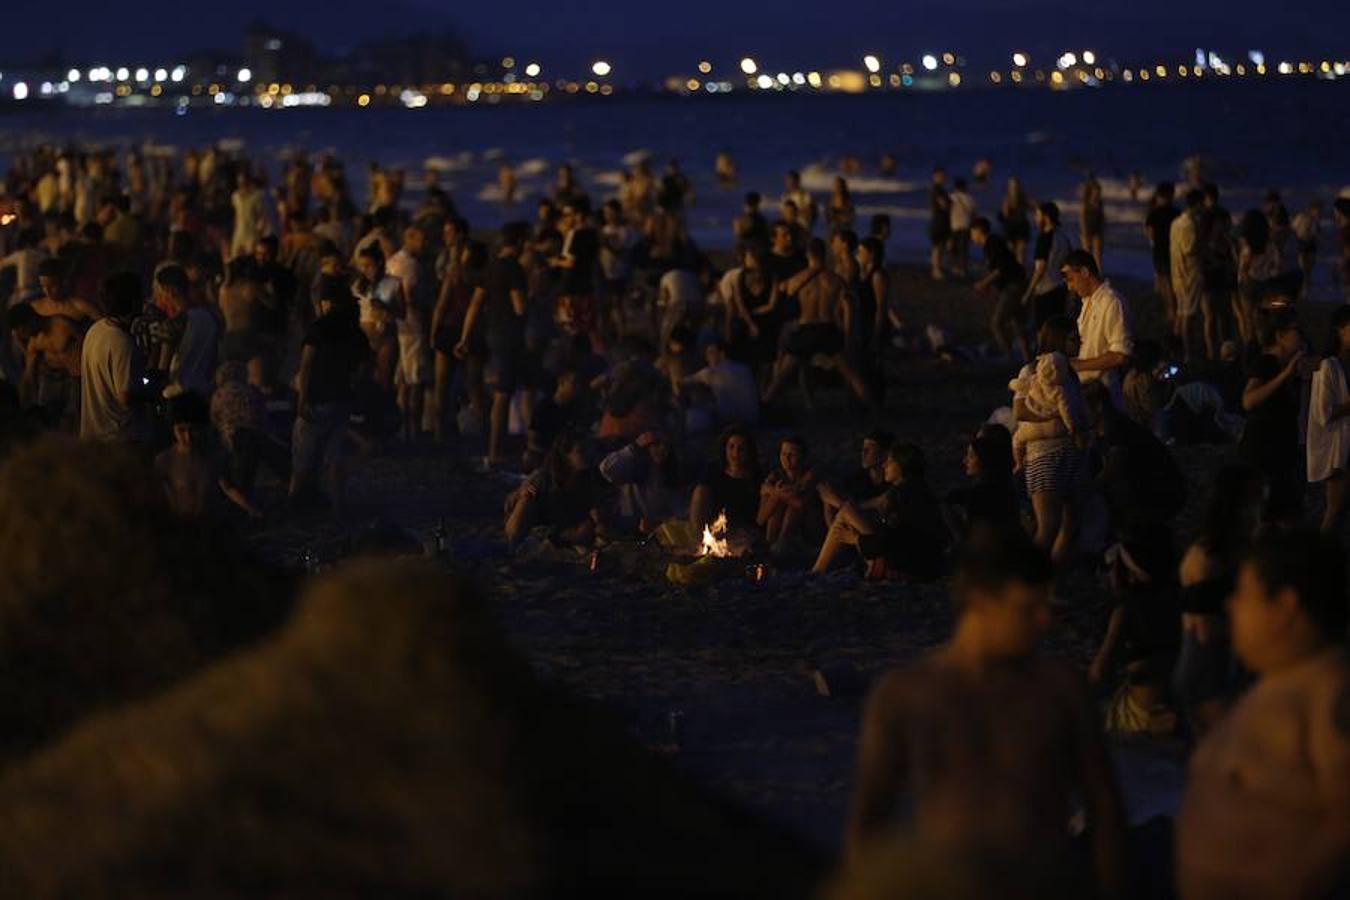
<box><xmin>290</xmin><ymin>276</ymin><xmax>370</xmax><ymax>516</ymax></box>
<box><xmin>819</xmin><ymin>429</ymin><xmax>893</xmax><ymax>526</ymax></box>
<box><xmin>928</xmin><ymin>167</ymin><xmax>952</xmax><ymax>280</ymax></box>
<box><xmin>734</xmin><ymin>192</ymin><xmax>770</xmax><ymax>248</ymax></box>
<box><xmin>1022</xmin><ymin>202</ymin><xmax>1072</xmax><ymax>334</ymax></box>
<box><xmin>972</xmin><ymin>218</ymin><xmax>1029</xmax><ymax>361</ymax></box>
<box><xmin>1144</xmin><ymin>182</ymin><xmax>1180</xmax><ymax>331</ymax></box>
<box><xmin>458</xmin><ymin>222</ymin><xmax>529</xmax><ymax>466</ymax></box>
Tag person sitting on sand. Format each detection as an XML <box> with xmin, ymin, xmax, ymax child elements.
<box><xmin>810</xmin><ymin>442</ymin><xmax>947</xmax><ymax>579</ymax></box>
<box><xmin>505</xmin><ymin>429</ymin><xmax>605</xmax><ymax>547</ymax></box>
<box><xmin>689</xmin><ymin>424</ymin><xmax>761</xmax><ymax>532</ymax></box>
<box><xmin>761</xmin><ymin>238</ymin><xmax>875</xmax><ymax>412</ymax></box>
<box><xmin>846</xmin><ymin>526</ymin><xmax>1126</xmax><ymax>899</ymax></box>
<box><xmin>678</xmin><ymin>338</ymin><xmax>759</xmax><ymax>434</ymax></box>
<box><xmin>155</xmin><ymin>393</ymin><xmax>261</xmax><ymax>521</ymax></box>
<box><xmin>757</xmin><ymin>435</ymin><xmax>822</xmax><ymax>556</ymax></box>
<box><xmin>1007</xmin><ymin>342</ymin><xmax>1088</xmax><ymax>471</ymax></box>
<box><xmin>818</xmin><ymin>429</ymin><xmax>893</xmax><ymax>526</ymax></box>
<box><xmin>1178</xmin><ymin>530</ymin><xmax>1350</xmax><ymax>900</ymax></box>
<box><xmin>943</xmin><ymin>426</ymin><xmax>1020</xmax><ymax>539</ymax></box>
<box><xmin>599</xmin><ymin>430</ymin><xmax>686</xmax><ymax>533</ymax></box>
<box><xmin>527</xmin><ymin>367</ymin><xmax>592</xmax><ymax>470</ymax></box>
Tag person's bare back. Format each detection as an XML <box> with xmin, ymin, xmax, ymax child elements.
<box><xmin>219</xmin><ymin>279</ymin><xmax>259</xmax><ymax>335</ymax></box>
<box><xmin>792</xmin><ymin>267</ymin><xmax>846</xmax><ymax>328</ymax></box>
<box><xmin>848</xmin><ymin>651</ymin><xmax>1106</xmax><ymax>856</ymax></box>
<box><xmin>31</xmin><ymin>295</ymin><xmax>100</xmax><ymax>322</ymax></box>
<box><xmin>29</xmin><ymin>316</ymin><xmax>83</xmax><ymax>377</ymax></box>
<box><xmin>1179</xmin><ymin>649</ymin><xmax>1350</xmax><ymax>900</ymax></box>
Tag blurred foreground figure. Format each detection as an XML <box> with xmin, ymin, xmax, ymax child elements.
<box><xmin>0</xmin><ymin>435</ymin><xmax>286</xmax><ymax>765</ymax></box>
<box><xmin>1178</xmin><ymin>531</ymin><xmax>1350</xmax><ymax>900</ymax></box>
<box><xmin>0</xmin><ymin>559</ymin><xmax>822</xmax><ymax>898</ymax></box>
<box><xmin>845</xmin><ymin>526</ymin><xmax>1126</xmax><ymax>898</ymax></box>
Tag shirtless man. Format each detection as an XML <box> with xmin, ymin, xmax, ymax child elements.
<box><xmin>1178</xmin><ymin>531</ymin><xmax>1350</xmax><ymax>900</ymax></box>
<box><xmin>846</xmin><ymin>526</ymin><xmax>1126</xmax><ymax>898</ymax></box>
<box><xmin>155</xmin><ymin>393</ymin><xmax>260</xmax><ymax>520</ymax></box>
<box><xmin>218</xmin><ymin>258</ymin><xmax>265</xmax><ymax>387</ymax></box>
<box><xmin>32</xmin><ymin>258</ymin><xmax>102</xmax><ymax>322</ymax></box>
<box><xmin>762</xmin><ymin>238</ymin><xmax>873</xmax><ymax>410</ymax></box>
<box><xmin>8</xmin><ymin>304</ymin><xmax>83</xmax><ymax>425</ymax></box>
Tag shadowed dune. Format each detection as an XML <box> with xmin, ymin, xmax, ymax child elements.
<box><xmin>0</xmin><ymin>559</ymin><xmax>823</xmax><ymax>898</ymax></box>
<box><xmin>0</xmin><ymin>435</ymin><xmax>293</xmax><ymax>765</ymax></box>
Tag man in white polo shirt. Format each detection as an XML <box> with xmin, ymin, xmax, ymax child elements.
<box><xmin>1063</xmin><ymin>249</ymin><xmax>1133</xmax><ymax>406</ymax></box>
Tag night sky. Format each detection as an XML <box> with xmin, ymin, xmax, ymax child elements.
<box><xmin>7</xmin><ymin>0</ymin><xmax>1348</xmax><ymax>79</ymax></box>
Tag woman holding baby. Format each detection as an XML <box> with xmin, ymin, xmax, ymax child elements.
<box><xmin>1010</xmin><ymin>315</ymin><xmax>1089</xmax><ymax>561</ymax></box>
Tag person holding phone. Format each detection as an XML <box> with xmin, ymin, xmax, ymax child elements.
<box><xmin>1240</xmin><ymin>307</ymin><xmax>1308</xmax><ymax>526</ymax></box>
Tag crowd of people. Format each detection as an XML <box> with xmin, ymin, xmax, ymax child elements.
<box><xmin>1</xmin><ymin>139</ymin><xmax>1349</xmax><ymax>897</ymax></box>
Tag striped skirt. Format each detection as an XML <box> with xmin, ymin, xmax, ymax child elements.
<box><xmin>1024</xmin><ymin>443</ymin><xmax>1081</xmax><ymax>496</ymax></box>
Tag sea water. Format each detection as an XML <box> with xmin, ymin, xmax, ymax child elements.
<box><xmin>3</xmin><ymin>78</ymin><xmax>1347</xmax><ymax>285</ymax></box>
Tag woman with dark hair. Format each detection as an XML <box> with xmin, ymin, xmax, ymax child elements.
<box><xmin>810</xmin><ymin>442</ymin><xmax>947</xmax><ymax>578</ymax></box>
<box><xmin>1239</xmin><ymin>307</ymin><xmax>1307</xmax><ymax>525</ymax></box>
<box><xmin>1173</xmin><ymin>464</ymin><xmax>1265</xmax><ymax>734</ymax></box>
<box><xmin>505</xmin><ymin>429</ymin><xmax>603</xmax><ymax>546</ymax></box>
<box><xmin>430</xmin><ymin>238</ymin><xmax>488</xmax><ymax>445</ymax></box>
<box><xmin>599</xmin><ymin>430</ymin><xmax>685</xmax><ymax>532</ymax></box>
<box><xmin>1236</xmin><ymin>209</ymin><xmax>1280</xmax><ymax>344</ymax></box>
<box><xmin>944</xmin><ymin>425</ymin><xmax>1020</xmax><ymax>539</ymax></box>
<box><xmin>1012</xmin><ymin>314</ymin><xmax>1084</xmax><ymax>561</ymax></box>
<box><xmin>1307</xmin><ymin>305</ymin><xmax>1350</xmax><ymax>533</ymax></box>
<box><xmin>689</xmin><ymin>424</ymin><xmax>761</xmax><ymax>531</ymax></box>
<box><xmin>827</xmin><ymin>176</ymin><xmax>856</xmax><ymax>232</ymax></box>
<box><xmin>724</xmin><ymin>244</ymin><xmax>779</xmax><ymax>375</ymax></box>
<box><xmin>757</xmin><ymin>435</ymin><xmax>822</xmax><ymax>552</ymax></box>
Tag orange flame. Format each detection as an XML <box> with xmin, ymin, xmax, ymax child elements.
<box><xmin>700</xmin><ymin>511</ymin><xmax>731</xmax><ymax>557</ymax></box>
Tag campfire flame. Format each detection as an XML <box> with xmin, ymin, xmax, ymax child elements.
<box><xmin>700</xmin><ymin>511</ymin><xmax>731</xmax><ymax>558</ymax></box>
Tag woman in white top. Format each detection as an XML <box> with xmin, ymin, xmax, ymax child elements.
<box><xmin>1308</xmin><ymin>305</ymin><xmax>1350</xmax><ymax>533</ymax></box>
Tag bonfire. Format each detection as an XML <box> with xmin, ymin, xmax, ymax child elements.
<box><xmin>700</xmin><ymin>511</ymin><xmax>732</xmax><ymax>558</ymax></box>
<box><xmin>666</xmin><ymin>511</ymin><xmax>752</xmax><ymax>586</ymax></box>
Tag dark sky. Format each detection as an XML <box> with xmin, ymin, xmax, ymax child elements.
<box><xmin>7</xmin><ymin>0</ymin><xmax>1347</xmax><ymax>79</ymax></box>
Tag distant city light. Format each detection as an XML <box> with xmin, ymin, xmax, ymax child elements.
<box><xmin>591</xmin><ymin>60</ymin><xmax>611</xmax><ymax>77</ymax></box>
<box><xmin>65</xmin><ymin>68</ymin><xmax>80</xmax><ymax>83</ymax></box>
<box><xmin>237</xmin><ymin>68</ymin><xmax>252</xmax><ymax>82</ymax></box>
<box><xmin>1082</xmin><ymin>50</ymin><xmax>1096</xmax><ymax>65</ymax></box>
<box><xmin>115</xmin><ymin>67</ymin><xmax>130</xmax><ymax>81</ymax></box>
<box><xmin>1058</xmin><ymin>52</ymin><xmax>1077</xmax><ymax>69</ymax></box>
<box><xmin>134</xmin><ymin>68</ymin><xmax>149</xmax><ymax>82</ymax></box>
<box><xmin>154</xmin><ymin>68</ymin><xmax>167</xmax><ymax>82</ymax></box>
<box><xmin>524</xmin><ymin>63</ymin><xmax>541</xmax><ymax>77</ymax></box>
<box><xmin>776</xmin><ymin>72</ymin><xmax>789</xmax><ymax>85</ymax></box>
<box><xmin>698</xmin><ymin>61</ymin><xmax>712</xmax><ymax>74</ymax></box>
<box><xmin>171</xmin><ymin>65</ymin><xmax>186</xmax><ymax>82</ymax></box>
<box><xmin>792</xmin><ymin>72</ymin><xmax>806</xmax><ymax>85</ymax></box>
<box><xmin>807</xmin><ymin>71</ymin><xmax>822</xmax><ymax>88</ymax></box>
<box><xmin>756</xmin><ymin>74</ymin><xmax>773</xmax><ymax>89</ymax></box>
<box><xmin>1248</xmin><ymin>50</ymin><xmax>1265</xmax><ymax>66</ymax></box>
<box><xmin>863</xmin><ymin>54</ymin><xmax>881</xmax><ymax>73</ymax></box>
<box><xmin>1012</xmin><ymin>52</ymin><xmax>1028</xmax><ymax>67</ymax></box>
<box><xmin>13</xmin><ymin>82</ymin><xmax>28</xmax><ymax>100</ymax></box>
<box><xmin>921</xmin><ymin>54</ymin><xmax>938</xmax><ymax>71</ymax></box>
<box><xmin>740</xmin><ymin>57</ymin><xmax>757</xmax><ymax>75</ymax></box>
<box><xmin>948</xmin><ymin>72</ymin><xmax>961</xmax><ymax>86</ymax></box>
<box><xmin>502</xmin><ymin>57</ymin><xmax>515</xmax><ymax>69</ymax></box>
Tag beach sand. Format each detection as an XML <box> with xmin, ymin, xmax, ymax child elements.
<box><xmin>254</xmin><ymin>264</ymin><xmax>1294</xmax><ymax>850</ymax></box>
